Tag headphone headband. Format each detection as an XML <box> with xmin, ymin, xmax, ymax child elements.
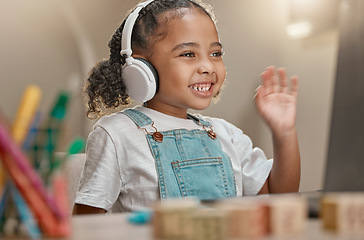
<box><xmin>119</xmin><ymin>0</ymin><xmax>159</xmax><ymax>102</ymax></box>
<box><xmin>121</xmin><ymin>0</ymin><xmax>155</xmax><ymax>59</ymax></box>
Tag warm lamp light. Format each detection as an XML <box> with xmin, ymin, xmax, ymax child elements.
<box><xmin>286</xmin><ymin>21</ymin><xmax>312</xmax><ymax>39</ymax></box>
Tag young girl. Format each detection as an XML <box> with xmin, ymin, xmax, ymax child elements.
<box><xmin>73</xmin><ymin>0</ymin><xmax>300</xmax><ymax>214</ymax></box>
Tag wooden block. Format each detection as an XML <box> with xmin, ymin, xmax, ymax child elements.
<box><xmin>191</xmin><ymin>208</ymin><xmax>227</xmax><ymax>240</ymax></box>
<box><xmin>357</xmin><ymin>195</ymin><xmax>364</xmax><ymax>231</ymax></box>
<box><xmin>152</xmin><ymin>199</ymin><xmax>198</xmax><ymax>239</ymax></box>
<box><xmin>217</xmin><ymin>198</ymin><xmax>269</xmax><ymax>239</ymax></box>
<box><xmin>267</xmin><ymin>195</ymin><xmax>307</xmax><ymax>236</ymax></box>
<box><xmin>321</xmin><ymin>193</ymin><xmax>364</xmax><ymax>233</ymax></box>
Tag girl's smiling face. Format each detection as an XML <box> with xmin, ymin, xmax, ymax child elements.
<box><xmin>144</xmin><ymin>8</ymin><xmax>226</xmax><ymax>118</ymax></box>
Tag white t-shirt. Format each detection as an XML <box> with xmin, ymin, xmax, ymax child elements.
<box><xmin>75</xmin><ymin>106</ymin><xmax>273</xmax><ymax>212</ymax></box>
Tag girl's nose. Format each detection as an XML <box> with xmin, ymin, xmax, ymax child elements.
<box><xmin>197</xmin><ymin>56</ymin><xmax>214</xmax><ymax>75</ymax></box>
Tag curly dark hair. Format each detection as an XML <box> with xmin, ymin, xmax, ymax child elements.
<box><xmin>84</xmin><ymin>0</ymin><xmax>216</xmax><ymax>119</ymax></box>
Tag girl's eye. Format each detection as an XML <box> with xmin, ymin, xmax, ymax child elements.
<box><xmin>180</xmin><ymin>52</ymin><xmax>195</xmax><ymax>57</ymax></box>
<box><xmin>211</xmin><ymin>51</ymin><xmax>223</xmax><ymax>57</ymax></box>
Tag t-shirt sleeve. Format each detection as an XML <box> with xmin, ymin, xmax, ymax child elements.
<box><xmin>240</xmin><ymin>145</ymin><xmax>273</xmax><ymax>195</ymax></box>
<box><xmin>211</xmin><ymin>117</ymin><xmax>273</xmax><ymax>196</ymax></box>
<box><xmin>235</xmin><ymin>131</ymin><xmax>273</xmax><ymax>196</ymax></box>
<box><xmin>74</xmin><ymin>125</ymin><xmax>123</xmax><ymax>211</ymax></box>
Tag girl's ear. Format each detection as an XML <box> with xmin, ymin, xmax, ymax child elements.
<box><xmin>132</xmin><ymin>47</ymin><xmax>151</xmax><ymax>61</ymax></box>
<box><xmin>132</xmin><ymin>53</ymin><xmax>148</xmax><ymax>60</ymax></box>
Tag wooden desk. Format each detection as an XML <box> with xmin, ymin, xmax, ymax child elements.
<box><xmin>4</xmin><ymin>213</ymin><xmax>364</xmax><ymax>239</ymax></box>
<box><xmin>70</xmin><ymin>213</ymin><xmax>151</xmax><ymax>240</ymax></box>
<box><xmin>69</xmin><ymin>214</ymin><xmax>364</xmax><ymax>240</ymax></box>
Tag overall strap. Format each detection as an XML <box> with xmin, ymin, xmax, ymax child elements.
<box><xmin>122</xmin><ymin>109</ymin><xmax>153</xmax><ymax>128</ymax></box>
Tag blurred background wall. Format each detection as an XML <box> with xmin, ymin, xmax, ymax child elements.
<box><xmin>0</xmin><ymin>0</ymin><xmax>341</xmax><ymax>192</ymax></box>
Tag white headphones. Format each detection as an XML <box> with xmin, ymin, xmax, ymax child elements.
<box><xmin>120</xmin><ymin>0</ymin><xmax>159</xmax><ymax>102</ymax></box>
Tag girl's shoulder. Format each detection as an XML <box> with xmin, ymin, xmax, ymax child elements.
<box><xmin>94</xmin><ymin>108</ymin><xmax>139</xmax><ymax>132</ymax></box>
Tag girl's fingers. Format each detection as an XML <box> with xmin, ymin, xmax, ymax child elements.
<box><xmin>261</xmin><ymin>66</ymin><xmax>276</xmax><ymax>94</ymax></box>
<box><xmin>253</xmin><ymin>85</ymin><xmax>261</xmax><ymax>99</ymax></box>
<box><xmin>270</xmin><ymin>66</ymin><xmax>280</xmax><ymax>93</ymax></box>
<box><xmin>260</xmin><ymin>66</ymin><xmax>299</xmax><ymax>96</ymax></box>
<box><xmin>290</xmin><ymin>76</ymin><xmax>299</xmax><ymax>97</ymax></box>
<box><xmin>277</xmin><ymin>68</ymin><xmax>288</xmax><ymax>93</ymax></box>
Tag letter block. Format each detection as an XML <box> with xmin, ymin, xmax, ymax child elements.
<box><xmin>218</xmin><ymin>199</ymin><xmax>269</xmax><ymax>239</ymax></box>
<box><xmin>152</xmin><ymin>199</ymin><xmax>198</xmax><ymax>239</ymax></box>
<box><xmin>191</xmin><ymin>208</ymin><xmax>227</xmax><ymax>240</ymax></box>
<box><xmin>321</xmin><ymin>193</ymin><xmax>364</xmax><ymax>233</ymax></box>
<box><xmin>267</xmin><ymin>195</ymin><xmax>307</xmax><ymax>236</ymax></box>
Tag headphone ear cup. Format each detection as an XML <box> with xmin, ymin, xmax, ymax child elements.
<box><xmin>122</xmin><ymin>57</ymin><xmax>159</xmax><ymax>102</ymax></box>
<box><xmin>135</xmin><ymin>58</ymin><xmax>159</xmax><ymax>91</ymax></box>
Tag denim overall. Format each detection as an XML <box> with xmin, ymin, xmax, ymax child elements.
<box><xmin>123</xmin><ymin>109</ymin><xmax>237</xmax><ymax>200</ymax></box>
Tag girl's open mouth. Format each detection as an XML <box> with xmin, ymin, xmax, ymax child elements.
<box><xmin>188</xmin><ymin>83</ymin><xmax>213</xmax><ymax>92</ymax></box>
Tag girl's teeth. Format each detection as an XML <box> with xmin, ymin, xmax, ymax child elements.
<box><xmin>190</xmin><ymin>83</ymin><xmax>211</xmax><ymax>92</ymax></box>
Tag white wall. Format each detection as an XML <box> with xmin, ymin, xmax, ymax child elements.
<box><xmin>0</xmin><ymin>0</ymin><xmax>339</xmax><ymax>192</ymax></box>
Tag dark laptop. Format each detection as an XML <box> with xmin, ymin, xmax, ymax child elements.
<box><xmin>302</xmin><ymin>0</ymin><xmax>364</xmax><ymax>217</ymax></box>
